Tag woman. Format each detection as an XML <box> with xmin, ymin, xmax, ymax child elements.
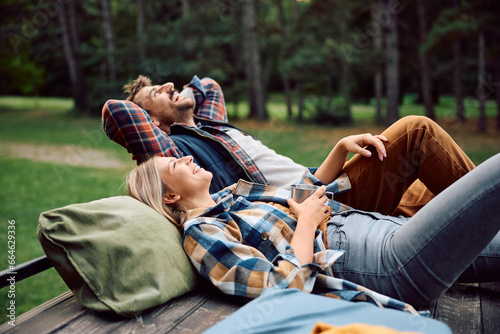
<box><xmin>126</xmin><ymin>153</ymin><xmax>500</xmax><ymax>310</ymax></box>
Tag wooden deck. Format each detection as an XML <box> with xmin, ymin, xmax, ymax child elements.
<box><xmin>0</xmin><ymin>282</ymin><xmax>498</xmax><ymax>333</ymax></box>
<box><xmin>0</xmin><ymin>286</ymin><xmax>246</xmax><ymax>334</ymax></box>
<box><xmin>431</xmin><ymin>282</ymin><xmax>500</xmax><ymax>334</ymax></box>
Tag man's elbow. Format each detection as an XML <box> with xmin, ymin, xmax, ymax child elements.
<box><xmin>200</xmin><ymin>77</ymin><xmax>222</xmax><ymax>90</ymax></box>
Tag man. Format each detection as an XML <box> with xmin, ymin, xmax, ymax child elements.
<box><xmin>102</xmin><ymin>75</ymin><xmax>475</xmax><ymax>216</ymax></box>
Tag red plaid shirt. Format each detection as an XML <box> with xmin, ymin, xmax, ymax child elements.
<box><xmin>102</xmin><ymin>76</ymin><xmax>268</xmax><ymax>184</ymax></box>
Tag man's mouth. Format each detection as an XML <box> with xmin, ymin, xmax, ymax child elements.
<box><xmin>193</xmin><ymin>165</ymin><xmax>200</xmax><ymax>174</ymax></box>
<box><xmin>171</xmin><ymin>90</ymin><xmax>182</xmax><ymax>102</ymax></box>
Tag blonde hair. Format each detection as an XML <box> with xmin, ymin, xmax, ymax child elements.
<box><xmin>126</xmin><ymin>156</ymin><xmax>186</xmax><ymax>227</ymax></box>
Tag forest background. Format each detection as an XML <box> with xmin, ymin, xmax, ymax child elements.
<box><xmin>2</xmin><ymin>0</ymin><xmax>500</xmax><ymax>129</ymax></box>
<box><xmin>2</xmin><ymin>0</ymin><xmax>500</xmax><ymax>321</ymax></box>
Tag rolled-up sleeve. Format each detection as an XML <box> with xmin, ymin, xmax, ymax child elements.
<box><xmin>102</xmin><ymin>99</ymin><xmax>183</xmax><ymax>163</ymax></box>
<box><xmin>187</xmin><ymin>76</ymin><xmax>228</xmax><ymax>122</ymax></box>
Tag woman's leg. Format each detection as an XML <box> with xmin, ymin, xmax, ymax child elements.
<box><xmin>329</xmin><ymin>153</ymin><xmax>500</xmax><ymax>307</ymax></box>
<box><xmin>457</xmin><ymin>230</ymin><xmax>500</xmax><ymax>283</ymax></box>
<box><xmin>385</xmin><ymin>153</ymin><xmax>500</xmax><ymax>306</ymax></box>
<box><xmin>335</xmin><ymin>116</ymin><xmax>475</xmax><ymax>216</ymax></box>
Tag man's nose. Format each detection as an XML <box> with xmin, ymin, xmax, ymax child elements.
<box><xmin>160</xmin><ymin>82</ymin><xmax>174</xmax><ymax>93</ymax></box>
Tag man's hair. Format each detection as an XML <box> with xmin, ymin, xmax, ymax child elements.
<box><xmin>123</xmin><ymin>75</ymin><xmax>152</xmax><ymax>105</ymax></box>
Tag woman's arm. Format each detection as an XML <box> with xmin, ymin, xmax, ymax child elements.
<box><xmin>183</xmin><ymin>212</ymin><xmax>335</xmax><ymax>298</ymax></box>
<box><xmin>313</xmin><ymin>134</ymin><xmax>389</xmax><ymax>184</ymax></box>
<box><xmin>287</xmin><ymin>186</ymin><xmax>329</xmax><ymax>265</ymax></box>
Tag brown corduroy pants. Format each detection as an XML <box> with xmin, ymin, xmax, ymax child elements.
<box><xmin>335</xmin><ymin>116</ymin><xmax>476</xmax><ymax>217</ymax></box>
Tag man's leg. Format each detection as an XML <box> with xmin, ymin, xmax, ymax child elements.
<box><xmin>392</xmin><ymin>180</ymin><xmax>435</xmax><ymax>216</ymax></box>
<box><xmin>335</xmin><ymin>116</ymin><xmax>475</xmax><ymax>216</ymax></box>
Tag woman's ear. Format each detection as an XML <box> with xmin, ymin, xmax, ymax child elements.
<box><xmin>163</xmin><ymin>192</ymin><xmax>180</xmax><ymax>205</ymax></box>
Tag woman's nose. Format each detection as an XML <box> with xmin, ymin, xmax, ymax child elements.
<box><xmin>181</xmin><ymin>156</ymin><xmax>193</xmax><ymax>164</ymax></box>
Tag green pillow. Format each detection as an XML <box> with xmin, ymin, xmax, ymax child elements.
<box><xmin>37</xmin><ymin>196</ymin><xmax>198</xmax><ymax>317</ymax></box>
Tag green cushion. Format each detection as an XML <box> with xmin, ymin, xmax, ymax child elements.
<box><xmin>37</xmin><ymin>196</ymin><xmax>198</xmax><ymax>317</ymax></box>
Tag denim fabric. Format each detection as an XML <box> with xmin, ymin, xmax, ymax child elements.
<box><xmin>327</xmin><ymin>153</ymin><xmax>500</xmax><ymax>307</ymax></box>
<box><xmin>204</xmin><ymin>288</ymin><xmax>452</xmax><ymax>334</ymax></box>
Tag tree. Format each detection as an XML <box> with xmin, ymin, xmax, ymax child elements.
<box><xmin>466</xmin><ymin>0</ymin><xmax>500</xmax><ymax>132</ymax></box>
<box><xmin>57</xmin><ymin>0</ymin><xmax>87</xmax><ymax>113</ymax></box>
<box><xmin>137</xmin><ymin>0</ymin><xmax>146</xmax><ymax>66</ymax></box>
<box><xmin>100</xmin><ymin>0</ymin><xmax>117</xmax><ymax>83</ymax></box>
<box><xmin>372</xmin><ymin>0</ymin><xmax>384</xmax><ymax>125</ymax></box>
<box><xmin>339</xmin><ymin>4</ymin><xmax>352</xmax><ymax>118</ymax></box>
<box><xmin>495</xmin><ymin>57</ymin><xmax>500</xmax><ymax>130</ymax></box>
<box><xmin>424</xmin><ymin>3</ymin><xmax>469</xmax><ymax>123</ymax></box>
<box><xmin>477</xmin><ymin>32</ymin><xmax>487</xmax><ymax>133</ymax></box>
<box><xmin>276</xmin><ymin>0</ymin><xmax>293</xmax><ymax>118</ymax></box>
<box><xmin>417</xmin><ymin>0</ymin><xmax>435</xmax><ymax>120</ymax></box>
<box><xmin>242</xmin><ymin>0</ymin><xmax>267</xmax><ymax>120</ymax></box>
<box><xmin>453</xmin><ymin>38</ymin><xmax>465</xmax><ymax>121</ymax></box>
<box><xmin>453</xmin><ymin>0</ymin><xmax>466</xmax><ymax>122</ymax></box>
<box><xmin>384</xmin><ymin>0</ymin><xmax>400</xmax><ymax>125</ymax></box>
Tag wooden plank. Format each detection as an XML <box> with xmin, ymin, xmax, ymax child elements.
<box><xmin>49</xmin><ymin>288</ymin><xmax>244</xmax><ymax>334</ymax></box>
<box><xmin>169</xmin><ymin>290</ymin><xmax>245</xmax><ymax>333</ymax></box>
<box><xmin>432</xmin><ymin>283</ymin><xmax>482</xmax><ymax>334</ymax></box>
<box><xmin>0</xmin><ymin>291</ymin><xmax>88</xmax><ymax>334</ymax></box>
<box><xmin>480</xmin><ymin>282</ymin><xmax>500</xmax><ymax>334</ymax></box>
<box><xmin>54</xmin><ymin>290</ymin><xmax>212</xmax><ymax>334</ymax></box>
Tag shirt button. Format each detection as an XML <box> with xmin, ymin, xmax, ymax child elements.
<box><xmin>245</xmin><ymin>161</ymin><xmax>251</xmax><ymax>165</ymax></box>
<box><xmin>260</xmin><ymin>232</ymin><xmax>269</xmax><ymax>241</ymax></box>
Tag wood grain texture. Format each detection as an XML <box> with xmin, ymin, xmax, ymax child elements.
<box><xmin>2</xmin><ymin>282</ymin><xmax>499</xmax><ymax>333</ymax></box>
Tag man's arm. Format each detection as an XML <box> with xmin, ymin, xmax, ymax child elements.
<box><xmin>102</xmin><ymin>99</ymin><xmax>184</xmax><ymax>164</ymax></box>
<box><xmin>186</xmin><ymin>76</ymin><xmax>228</xmax><ymax>122</ymax></box>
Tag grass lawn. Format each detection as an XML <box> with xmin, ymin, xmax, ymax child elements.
<box><xmin>0</xmin><ymin>95</ymin><xmax>499</xmax><ymax>321</ymax></box>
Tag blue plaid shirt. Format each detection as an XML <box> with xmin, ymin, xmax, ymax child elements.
<box><xmin>183</xmin><ymin>179</ymin><xmax>418</xmax><ymax>314</ymax></box>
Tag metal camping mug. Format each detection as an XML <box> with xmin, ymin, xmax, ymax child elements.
<box><xmin>290</xmin><ymin>184</ymin><xmax>334</xmax><ymax>212</ymax></box>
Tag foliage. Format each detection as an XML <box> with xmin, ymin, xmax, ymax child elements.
<box><xmin>1</xmin><ymin>0</ymin><xmax>500</xmax><ymax>123</ymax></box>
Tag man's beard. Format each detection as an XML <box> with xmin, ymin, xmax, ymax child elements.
<box><xmin>167</xmin><ymin>103</ymin><xmax>194</xmax><ymax>125</ymax></box>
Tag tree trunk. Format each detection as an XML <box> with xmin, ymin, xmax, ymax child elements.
<box><xmin>297</xmin><ymin>81</ymin><xmax>304</xmax><ymax>122</ymax></box>
<box><xmin>453</xmin><ymin>0</ymin><xmax>465</xmax><ymax>122</ymax></box>
<box><xmin>100</xmin><ymin>0</ymin><xmax>117</xmax><ymax>83</ymax></box>
<box><xmin>137</xmin><ymin>0</ymin><xmax>146</xmax><ymax>65</ymax></box>
<box><xmin>495</xmin><ymin>57</ymin><xmax>500</xmax><ymax>131</ymax></box>
<box><xmin>384</xmin><ymin>0</ymin><xmax>399</xmax><ymax>125</ymax></box>
<box><xmin>181</xmin><ymin>0</ymin><xmax>190</xmax><ymax>16</ymax></box>
<box><xmin>242</xmin><ymin>0</ymin><xmax>267</xmax><ymax>120</ymax></box>
<box><xmin>477</xmin><ymin>32</ymin><xmax>487</xmax><ymax>133</ymax></box>
<box><xmin>453</xmin><ymin>40</ymin><xmax>465</xmax><ymax>122</ymax></box>
<box><xmin>276</xmin><ymin>0</ymin><xmax>293</xmax><ymax>119</ymax></box>
<box><xmin>292</xmin><ymin>0</ymin><xmax>298</xmax><ymax>19</ymax></box>
<box><xmin>57</xmin><ymin>0</ymin><xmax>86</xmax><ymax>113</ymax></box>
<box><xmin>373</xmin><ymin>0</ymin><xmax>384</xmax><ymax>125</ymax></box>
<box><xmin>181</xmin><ymin>0</ymin><xmax>194</xmax><ymax>59</ymax></box>
<box><xmin>67</xmin><ymin>0</ymin><xmax>80</xmax><ymax>56</ymax></box>
<box><xmin>339</xmin><ymin>7</ymin><xmax>351</xmax><ymax>119</ymax></box>
<box><xmin>417</xmin><ymin>0</ymin><xmax>434</xmax><ymax>120</ymax></box>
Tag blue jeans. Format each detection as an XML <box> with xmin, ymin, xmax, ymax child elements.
<box><xmin>327</xmin><ymin>153</ymin><xmax>500</xmax><ymax>307</ymax></box>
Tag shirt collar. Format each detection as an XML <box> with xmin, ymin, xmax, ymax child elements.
<box><xmin>186</xmin><ymin>185</ymin><xmax>235</xmax><ymax>220</ymax></box>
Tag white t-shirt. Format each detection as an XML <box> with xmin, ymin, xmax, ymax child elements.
<box><xmin>226</xmin><ymin>129</ymin><xmax>308</xmax><ymax>189</ymax></box>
